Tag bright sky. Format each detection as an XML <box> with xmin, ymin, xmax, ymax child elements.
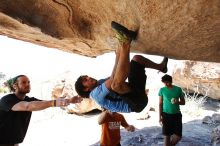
<box><xmin>0</xmin><ymin>35</ymin><xmax>116</xmax><ymax>82</ymax></box>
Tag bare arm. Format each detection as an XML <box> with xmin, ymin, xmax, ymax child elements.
<box><xmin>125</xmin><ymin>125</ymin><xmax>135</xmax><ymax>132</ymax></box>
<box><xmin>120</xmin><ymin>114</ymin><xmax>135</xmax><ymax>132</ymax></box>
<box><xmin>178</xmin><ymin>96</ymin><xmax>185</xmax><ymax>105</ymax></box>
<box><xmin>159</xmin><ymin>96</ymin><xmax>163</xmax><ymax>124</ymax></box>
<box><xmin>12</xmin><ymin>100</ymin><xmax>54</xmax><ymax>111</ymax></box>
<box><xmin>11</xmin><ymin>98</ymin><xmax>70</xmax><ymax>111</ymax></box>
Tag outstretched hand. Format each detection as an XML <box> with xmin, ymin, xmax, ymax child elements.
<box><xmin>55</xmin><ymin>98</ymin><xmax>70</xmax><ymax>107</ymax></box>
<box><xmin>68</xmin><ymin>95</ymin><xmax>83</xmax><ymax>104</ymax></box>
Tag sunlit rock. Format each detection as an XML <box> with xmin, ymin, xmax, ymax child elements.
<box><xmin>173</xmin><ymin>61</ymin><xmax>220</xmax><ymax>100</ymax></box>
<box><xmin>0</xmin><ymin>0</ymin><xmax>219</xmax><ymax>62</ymax></box>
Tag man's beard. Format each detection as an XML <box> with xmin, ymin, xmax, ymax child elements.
<box><xmin>18</xmin><ymin>88</ymin><xmax>30</xmax><ymax>94</ymax></box>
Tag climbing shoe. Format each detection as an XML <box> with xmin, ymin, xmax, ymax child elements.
<box><xmin>111</xmin><ymin>21</ymin><xmax>137</xmax><ymax>42</ymax></box>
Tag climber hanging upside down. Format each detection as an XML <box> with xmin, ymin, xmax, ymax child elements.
<box><xmin>75</xmin><ymin>21</ymin><xmax>168</xmax><ymax>113</ymax></box>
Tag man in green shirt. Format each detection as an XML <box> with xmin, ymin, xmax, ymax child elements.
<box><xmin>159</xmin><ymin>74</ymin><xmax>185</xmax><ymax>146</ymax></box>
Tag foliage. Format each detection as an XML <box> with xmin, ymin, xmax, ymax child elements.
<box><xmin>181</xmin><ymin>87</ymin><xmax>208</xmax><ymax>118</ymax></box>
<box><xmin>0</xmin><ymin>87</ymin><xmax>8</xmax><ymax>93</ymax></box>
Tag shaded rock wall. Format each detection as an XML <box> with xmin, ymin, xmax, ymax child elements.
<box><xmin>0</xmin><ymin>0</ymin><xmax>220</xmax><ymax>62</ymax></box>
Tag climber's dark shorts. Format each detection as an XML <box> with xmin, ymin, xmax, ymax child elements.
<box><xmin>121</xmin><ymin>60</ymin><xmax>148</xmax><ymax>113</ymax></box>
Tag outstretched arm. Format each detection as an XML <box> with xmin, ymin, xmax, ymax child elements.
<box><xmin>11</xmin><ymin>96</ymin><xmax>82</xmax><ymax>112</ymax></box>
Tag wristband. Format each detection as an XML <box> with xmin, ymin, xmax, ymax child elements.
<box><xmin>52</xmin><ymin>100</ymin><xmax>56</xmax><ymax>107</ymax></box>
<box><xmin>53</xmin><ymin>100</ymin><xmax>56</xmax><ymax>107</ymax></box>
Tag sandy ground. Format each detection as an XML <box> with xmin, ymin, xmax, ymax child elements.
<box><xmin>20</xmin><ymin>97</ymin><xmax>219</xmax><ymax>146</ymax></box>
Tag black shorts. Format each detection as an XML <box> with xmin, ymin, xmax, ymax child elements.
<box><xmin>121</xmin><ymin>60</ymin><xmax>148</xmax><ymax>112</ymax></box>
<box><xmin>162</xmin><ymin>112</ymin><xmax>182</xmax><ymax>137</ymax></box>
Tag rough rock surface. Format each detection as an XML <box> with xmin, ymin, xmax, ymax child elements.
<box><xmin>173</xmin><ymin>60</ymin><xmax>220</xmax><ymax>100</ymax></box>
<box><xmin>0</xmin><ymin>0</ymin><xmax>220</xmax><ymax>62</ymax></box>
<box><xmin>51</xmin><ymin>78</ymin><xmax>102</xmax><ymax>114</ymax></box>
<box><xmin>211</xmin><ymin>125</ymin><xmax>220</xmax><ymax>146</ymax></box>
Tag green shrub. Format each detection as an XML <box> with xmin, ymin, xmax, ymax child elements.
<box><xmin>181</xmin><ymin>89</ymin><xmax>208</xmax><ymax>117</ymax></box>
<box><xmin>0</xmin><ymin>87</ymin><xmax>9</xmax><ymax>93</ymax></box>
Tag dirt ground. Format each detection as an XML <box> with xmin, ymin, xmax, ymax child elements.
<box><xmin>21</xmin><ymin>97</ymin><xmax>219</xmax><ymax>146</ymax></box>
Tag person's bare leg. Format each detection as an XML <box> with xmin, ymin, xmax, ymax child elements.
<box><xmin>132</xmin><ymin>55</ymin><xmax>168</xmax><ymax>72</ymax></box>
<box><xmin>111</xmin><ymin>41</ymin><xmax>132</xmax><ymax>94</ymax></box>
<box><xmin>170</xmin><ymin>134</ymin><xmax>181</xmax><ymax>146</ymax></box>
<box><xmin>114</xmin><ymin>41</ymin><xmax>130</xmax><ymax>81</ymax></box>
<box><xmin>110</xmin><ymin>43</ymin><xmax>121</xmax><ymax>79</ymax></box>
<box><xmin>164</xmin><ymin>136</ymin><xmax>171</xmax><ymax>146</ymax></box>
